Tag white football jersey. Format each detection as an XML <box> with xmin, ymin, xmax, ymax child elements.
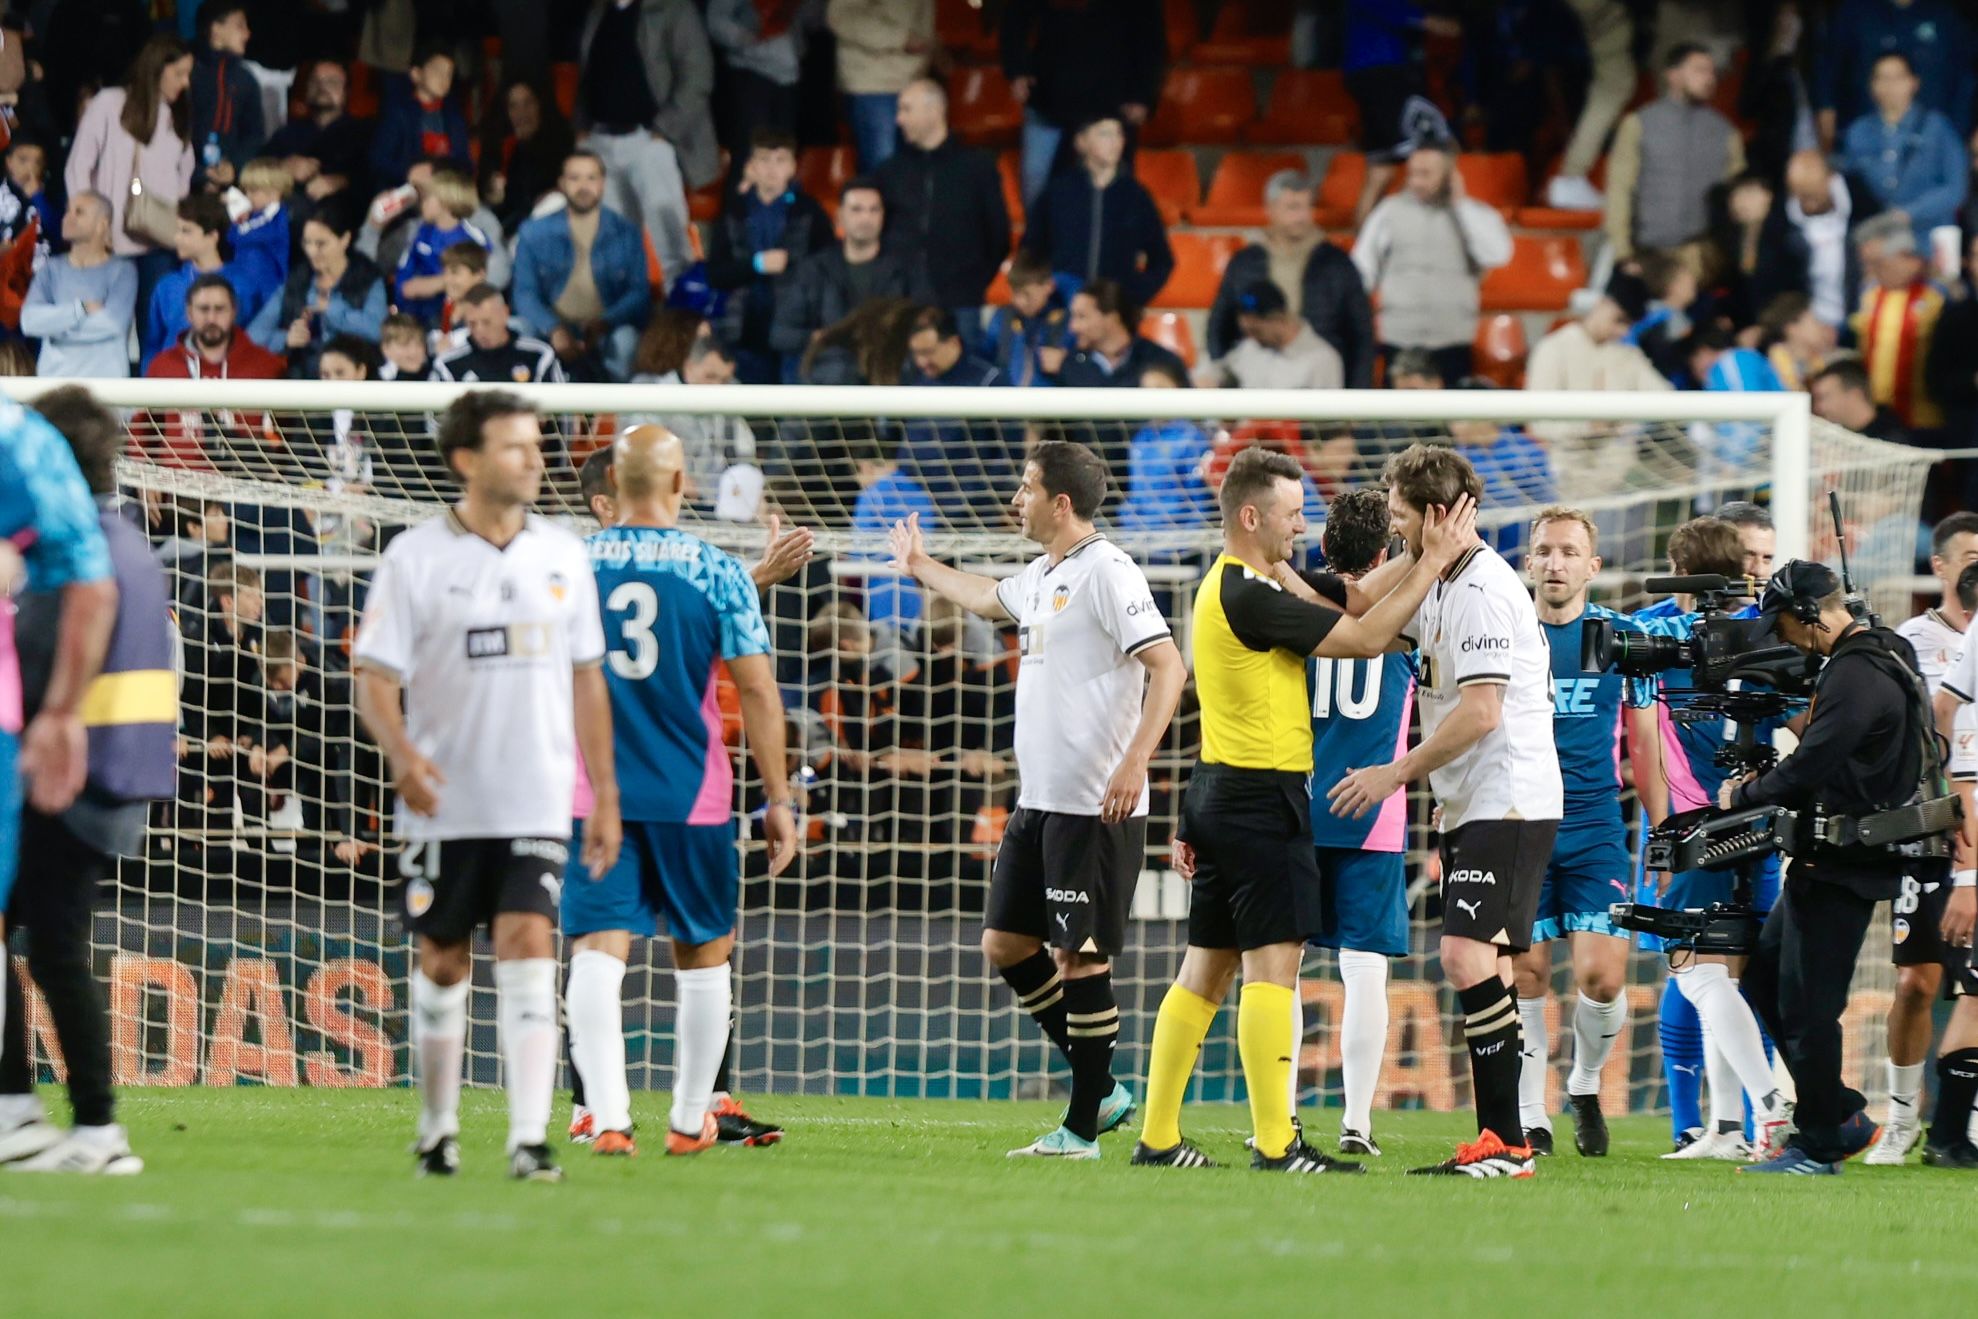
<box><xmin>354</xmin><ymin>511</ymin><xmax>605</xmax><ymax>840</ymax></box>
<box><xmin>1939</xmin><ymin>613</ymin><xmax>1978</xmax><ymax>782</ymax></box>
<box><xmin>1402</xmin><ymin>546</ymin><xmax>1563</xmax><ymax>830</ymax></box>
<box><xmin>1897</xmin><ymin>609</ymin><xmax>1964</xmax><ymax>695</ymax></box>
<box><xmin>994</xmin><ymin>534</ymin><xmax>1172</xmax><ymax>815</ymax></box>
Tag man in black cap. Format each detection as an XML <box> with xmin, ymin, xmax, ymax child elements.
<box><xmin>1725</xmin><ymin>560</ymin><xmax>1956</xmax><ymax>1174</ymax></box>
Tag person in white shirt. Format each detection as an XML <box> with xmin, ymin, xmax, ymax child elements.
<box><xmin>354</xmin><ymin>390</ymin><xmax>621</xmax><ymax>1183</ymax></box>
<box><xmin>890</xmin><ymin>440</ymin><xmax>1187</xmax><ymax>1161</ymax></box>
<box><xmin>1330</xmin><ymin>443</ymin><xmax>1563</xmax><ymax>1179</ymax></box>
<box><xmin>1197</xmin><ymin>280</ymin><xmax>1343</xmax><ymax>390</ymax></box>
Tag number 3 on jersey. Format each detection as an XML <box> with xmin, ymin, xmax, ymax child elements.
<box><xmin>607</xmin><ymin>580</ymin><xmax>660</xmax><ymax>679</ymax></box>
<box><xmin>1311</xmin><ymin>656</ymin><xmax>1382</xmax><ymax>720</ymax></box>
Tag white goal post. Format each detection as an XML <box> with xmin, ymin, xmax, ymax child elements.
<box><xmin>0</xmin><ymin>378</ymin><xmax>1929</xmax><ymax>1119</ymax></box>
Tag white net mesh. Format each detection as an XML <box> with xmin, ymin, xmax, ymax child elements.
<box><xmin>10</xmin><ymin>383</ymin><xmax>1934</xmax><ymax>1121</ymax></box>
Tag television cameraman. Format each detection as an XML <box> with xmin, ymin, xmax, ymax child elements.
<box><xmin>1724</xmin><ymin>562</ymin><xmax>1955</xmax><ymax>1175</ymax></box>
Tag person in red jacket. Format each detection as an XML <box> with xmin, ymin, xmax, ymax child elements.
<box><xmin>139</xmin><ymin>272</ymin><xmax>286</xmax><ymax>469</ymax></box>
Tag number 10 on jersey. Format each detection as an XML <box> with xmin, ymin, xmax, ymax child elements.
<box><xmin>1311</xmin><ymin>656</ymin><xmax>1383</xmax><ymax>721</ymax></box>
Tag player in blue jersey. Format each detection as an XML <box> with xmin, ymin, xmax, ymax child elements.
<box><xmin>1513</xmin><ymin>508</ymin><xmax>1658</xmax><ymax>1158</ymax></box>
<box><xmin>562</xmin><ymin>426</ymin><xmax>800</xmax><ymax>1158</ymax></box>
<box><xmin>0</xmin><ymin>400</ymin><xmax>114</xmax><ymax>1108</ymax></box>
<box><xmin>1304</xmin><ymin>489</ymin><xmax>1416</xmax><ymax>1158</ymax></box>
<box><xmin>1634</xmin><ymin>516</ymin><xmax>1793</xmax><ymax>1160</ymax></box>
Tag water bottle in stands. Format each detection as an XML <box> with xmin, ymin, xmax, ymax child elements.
<box><xmin>203</xmin><ymin>132</ymin><xmax>222</xmax><ymax>171</ymax></box>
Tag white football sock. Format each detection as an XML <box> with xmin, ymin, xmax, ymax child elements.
<box><xmin>494</xmin><ymin>958</ymin><xmax>558</xmax><ymax>1152</ymax></box>
<box><xmin>1567</xmin><ymin>991</ymin><xmax>1626</xmax><ymax>1097</ymax></box>
<box><xmin>1338</xmin><ymin>951</ymin><xmax>1389</xmax><ymax>1134</ymax></box>
<box><xmin>1674</xmin><ymin>965</ymin><xmax>1779</xmax><ymax>1118</ymax></box>
<box><xmin>411</xmin><ymin>970</ymin><xmax>468</xmax><ymax>1146</ymax></box>
<box><xmin>1518</xmin><ymin>996</ymin><xmax>1551</xmax><ymax>1133</ymax></box>
<box><xmin>671</xmin><ymin>964</ymin><xmax>732</xmax><ymax>1135</ymax></box>
<box><xmin>566</xmin><ymin>949</ymin><xmax>631</xmax><ymax>1133</ymax></box>
<box><xmin>1887</xmin><ymin>1058</ymin><xmax>1924</xmax><ymax>1125</ymax></box>
<box><xmin>0</xmin><ymin>1093</ymin><xmax>44</xmax><ymax>1127</ymax></box>
<box><xmin>1697</xmin><ymin>1007</ymin><xmax>1741</xmax><ymax>1129</ymax></box>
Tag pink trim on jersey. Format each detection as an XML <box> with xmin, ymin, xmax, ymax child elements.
<box><xmin>571</xmin><ymin>742</ymin><xmax>594</xmax><ymax>821</ymax></box>
<box><xmin>686</xmin><ymin>664</ymin><xmax>732</xmax><ymax>826</ymax></box>
<box><xmin>1364</xmin><ymin>680</ymin><xmax>1415</xmax><ymax>853</ymax></box>
<box><xmin>1657</xmin><ymin>703</ymin><xmax>1708</xmax><ymax>812</ymax></box>
<box><xmin>1610</xmin><ymin>701</ymin><xmax>1625</xmax><ymax>789</ymax></box>
<box><xmin>0</xmin><ymin>606</ymin><xmax>20</xmax><ymax>736</ymax></box>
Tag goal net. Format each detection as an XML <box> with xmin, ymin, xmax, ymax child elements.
<box><xmin>5</xmin><ymin>380</ymin><xmax>1934</xmax><ymax>1123</ymax></box>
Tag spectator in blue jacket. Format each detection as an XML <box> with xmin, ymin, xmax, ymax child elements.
<box><xmin>143</xmin><ymin>192</ymin><xmax>271</xmax><ymax>366</ymax></box>
<box><xmin>247</xmin><ymin>211</ymin><xmax>388</xmax><ymax>376</ymax></box>
<box><xmin>232</xmin><ymin>158</ymin><xmax>293</xmax><ymax>299</ymax></box>
<box><xmin>1837</xmin><ymin>51</ymin><xmax>1969</xmax><ymax>244</ymax></box>
<box><xmin>1115</xmin><ymin>361</ymin><xmax>1215</xmax><ymax>530</ymax></box>
<box><xmin>982</xmin><ymin>250</ymin><xmax>1072</xmax><ymax>387</ymax></box>
<box><xmin>900</xmin><ymin>306</ymin><xmax>1012</xmax><ymax>523</ymax></box>
<box><xmin>369</xmin><ymin>46</ymin><xmax>472</xmax><ymax>191</ymax></box>
<box><xmin>392</xmin><ymin>168</ymin><xmax>495</xmax><ymax>328</ymax></box>
<box><xmin>853</xmin><ymin>440</ymin><xmax>941</xmax><ymax>630</ymax></box>
<box><xmin>1021</xmin><ymin>116</ymin><xmax>1173</xmax><ymax>309</ymax></box>
<box><xmin>511</xmin><ymin>150</ymin><xmax>653</xmax><ymax>382</ymax></box>
<box><xmin>1447</xmin><ymin>380</ymin><xmax>1555</xmax><ymax>556</ymax></box>
<box><xmin>1815</xmin><ymin>0</ymin><xmax>1976</xmax><ymax>144</ymax></box>
<box><xmin>187</xmin><ymin>1</ymin><xmax>264</xmax><ymax>190</ymax></box>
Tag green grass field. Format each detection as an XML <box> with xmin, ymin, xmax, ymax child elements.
<box><xmin>4</xmin><ymin>1088</ymin><xmax>1971</xmax><ymax>1317</ymax></box>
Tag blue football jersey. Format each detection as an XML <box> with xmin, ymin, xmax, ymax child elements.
<box><xmin>1543</xmin><ymin>605</ymin><xmax>1652</xmax><ymax>827</ymax></box>
<box><xmin>589</xmin><ymin>526</ymin><xmax>771</xmax><ymax>823</ymax></box>
<box><xmin>1632</xmin><ymin>604</ymin><xmax>1797</xmax><ymax>815</ymax></box>
<box><xmin>1309</xmin><ymin>651</ymin><xmax>1416</xmax><ymax>852</ymax></box>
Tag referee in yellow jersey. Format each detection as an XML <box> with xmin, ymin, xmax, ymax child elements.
<box><xmin>1132</xmin><ymin>448</ymin><xmax>1477</xmax><ymax>1172</ymax></box>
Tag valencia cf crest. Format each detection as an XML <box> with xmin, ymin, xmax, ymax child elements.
<box><xmin>547</xmin><ymin>571</ymin><xmax>568</xmax><ymax>602</ymax></box>
<box><xmin>1894</xmin><ymin>917</ymin><xmax>1911</xmax><ymax>945</ymax></box>
<box><xmin>406</xmin><ymin>877</ymin><xmax>435</xmax><ymax>918</ymax></box>
<box><xmin>1052</xmin><ymin>584</ymin><xmax>1070</xmax><ymax>612</ymax></box>
<box><xmin>511</xmin><ymin>365</ymin><xmax>531</xmax><ymax>382</ymax></box>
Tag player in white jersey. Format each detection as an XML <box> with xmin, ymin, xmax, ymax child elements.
<box><xmin>1330</xmin><ymin>444</ymin><xmax>1564</xmax><ymax>1178</ymax></box>
<box><xmin>1872</xmin><ymin>513</ymin><xmax>1978</xmax><ymax>1162</ymax></box>
<box><xmin>1920</xmin><ymin>560</ymin><xmax>1978</xmax><ymax>1168</ymax></box>
<box><xmin>891</xmin><ymin>441</ymin><xmax>1187</xmax><ymax>1160</ymax></box>
<box><xmin>355</xmin><ymin>391</ymin><xmax>621</xmax><ymax>1182</ymax></box>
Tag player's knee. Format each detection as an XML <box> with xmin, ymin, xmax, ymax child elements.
<box><xmin>981</xmin><ymin>928</ymin><xmax>1038</xmax><ymax>968</ymax></box>
<box><xmin>1893</xmin><ymin>966</ymin><xmax>1938</xmax><ymax>1009</ymax></box>
<box><xmin>420</xmin><ymin>942</ymin><xmax>472</xmax><ymax>986</ymax></box>
<box><xmin>1510</xmin><ymin>963</ymin><xmax>1546</xmax><ymax>999</ymax></box>
<box><xmin>1577</xmin><ymin>966</ymin><xmax>1623</xmax><ymax>1002</ymax></box>
<box><xmin>1439</xmin><ymin>936</ymin><xmax>1500</xmax><ymax>989</ymax></box>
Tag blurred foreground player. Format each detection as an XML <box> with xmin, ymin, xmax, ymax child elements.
<box><xmin>562</xmin><ymin>426</ymin><xmax>798</xmax><ymax>1158</ymax></box>
<box><xmin>355</xmin><ymin>391</ymin><xmax>621</xmax><ymax>1182</ymax></box>
<box><xmin>891</xmin><ymin>441</ymin><xmax>1186</xmax><ymax>1160</ymax></box>
<box><xmin>0</xmin><ymin>389</ymin><xmax>140</xmax><ymax>1175</ymax></box>
<box><xmin>1140</xmin><ymin>447</ymin><xmax>1475</xmax><ymax>1173</ymax></box>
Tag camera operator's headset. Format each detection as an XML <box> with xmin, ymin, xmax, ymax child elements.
<box><xmin>1758</xmin><ymin>561</ymin><xmax>1958</xmax><ymax>854</ymax></box>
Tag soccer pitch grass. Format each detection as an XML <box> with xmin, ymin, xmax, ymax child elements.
<box><xmin>4</xmin><ymin>1089</ymin><xmax>1970</xmax><ymax>1317</ymax></box>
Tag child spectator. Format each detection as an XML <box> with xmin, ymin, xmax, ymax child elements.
<box><xmin>393</xmin><ymin>168</ymin><xmax>494</xmax><ymax>328</ymax></box>
<box><xmin>704</xmin><ymin>128</ymin><xmax>833</xmax><ymax>385</ymax></box>
<box><xmin>5</xmin><ymin>136</ymin><xmax>55</xmax><ymax>236</ymax></box>
<box><xmin>187</xmin><ymin>0</ymin><xmax>263</xmax><ymax>190</ymax></box>
<box><xmin>982</xmin><ymin>251</ymin><xmax>1071</xmax><ymax>388</ymax></box>
<box><xmin>230</xmin><ymin>157</ymin><xmax>293</xmax><ymax>299</ymax></box>
<box><xmin>1116</xmin><ymin>361</ymin><xmax>1215</xmax><ymax>530</ymax></box>
<box><xmin>1629</xmin><ymin>249</ymin><xmax>1700</xmax><ymax>382</ymax></box>
<box><xmin>430</xmin><ymin>240</ymin><xmax>489</xmax><ymax>347</ymax></box>
<box><xmin>377</xmin><ymin>312</ymin><xmax>431</xmax><ymax>381</ymax></box>
<box><xmin>1758</xmin><ymin>292</ymin><xmax>1836</xmax><ymax>392</ymax></box>
<box><xmin>369</xmin><ymin>45</ymin><xmax>471</xmax><ymax>191</ymax></box>
<box><xmin>1022</xmin><ymin>115</ymin><xmax>1172</xmax><ymax>308</ymax></box>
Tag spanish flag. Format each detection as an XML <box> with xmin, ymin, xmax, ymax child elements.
<box><xmin>1852</xmin><ymin>280</ymin><xmax>1946</xmax><ymax>430</ymax></box>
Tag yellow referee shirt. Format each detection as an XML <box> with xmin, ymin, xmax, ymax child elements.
<box><xmin>1192</xmin><ymin>554</ymin><xmax>1345</xmax><ymax>772</ymax></box>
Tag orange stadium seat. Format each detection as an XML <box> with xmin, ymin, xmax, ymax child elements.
<box><xmin>1139</xmin><ymin>310</ymin><xmax>1197</xmax><ymax>368</ymax></box>
<box><xmin>1480</xmin><ymin>236</ymin><xmax>1587</xmax><ymax>312</ymax></box>
<box><xmin>1520</xmin><ymin>156</ymin><xmax>1607</xmax><ymax>229</ymax></box>
<box><xmin>1455</xmin><ymin>153</ymin><xmax>1529</xmax><ymax>211</ymax></box>
<box><xmin>985</xmin><ymin>255</ymin><xmax>1013</xmax><ymax>306</ymax></box>
<box><xmin>1135</xmin><ymin>150</ymin><xmax>1201</xmax><ymax>226</ymax></box>
<box><xmin>1144</xmin><ymin>67</ymin><xmax>1256</xmax><ymax>147</ymax></box>
<box><xmin>936</xmin><ymin>0</ymin><xmax>997</xmax><ymax>60</ymax></box>
<box><xmin>950</xmin><ymin>66</ymin><xmax>1023</xmax><ymax>146</ymax></box>
<box><xmin>997</xmin><ymin>150</ymin><xmax>1025</xmax><ymax>231</ymax></box>
<box><xmin>1471</xmin><ymin>313</ymin><xmax>1530</xmax><ymax>388</ymax></box>
<box><xmin>347</xmin><ymin>61</ymin><xmax>380</xmax><ymax>119</ymax></box>
<box><xmin>1191</xmin><ymin>150</ymin><xmax>1305</xmax><ymax>226</ymax></box>
<box><xmin>1164</xmin><ymin>0</ymin><xmax>1201</xmax><ymax>62</ymax></box>
<box><xmin>551</xmin><ymin>62</ymin><xmax>580</xmax><ymax>118</ymax></box>
<box><xmin>799</xmin><ymin>145</ymin><xmax>858</xmax><ymax>202</ymax></box>
<box><xmin>1192</xmin><ymin>3</ymin><xmax>1292</xmax><ymax>67</ymax></box>
<box><xmin>1151</xmin><ymin>233</ymin><xmax>1244</xmax><ymax>309</ymax></box>
<box><xmin>1247</xmin><ymin>69</ymin><xmax>1358</xmax><ymax>145</ymax></box>
<box><xmin>688</xmin><ymin>151</ymin><xmax>729</xmax><ymax>223</ymax></box>
<box><xmin>1315</xmin><ymin>151</ymin><xmax>1367</xmax><ymax>227</ymax></box>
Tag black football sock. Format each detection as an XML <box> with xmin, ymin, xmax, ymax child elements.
<box><xmin>0</xmin><ymin>962</ymin><xmax>29</xmax><ymax>1096</ymax></box>
<box><xmin>1458</xmin><ymin>978</ymin><xmax>1526</xmax><ymax>1147</ymax></box>
<box><xmin>563</xmin><ymin>966</ymin><xmax>587</xmax><ymax>1109</ymax></box>
<box><xmin>1930</xmin><ymin>1049</ymin><xmax>1978</xmax><ymax>1147</ymax></box>
<box><xmin>1061</xmin><ymin>972</ymin><xmax>1120</xmax><ymax>1141</ymax></box>
<box><xmin>714</xmin><ymin>1032</ymin><xmax>735</xmax><ymax>1098</ymax></box>
<box><xmin>999</xmin><ymin>949</ymin><xmax>1072</xmax><ymax>1062</ymax></box>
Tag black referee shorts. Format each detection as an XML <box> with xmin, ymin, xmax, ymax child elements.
<box><xmin>987</xmin><ymin>807</ymin><xmax>1146</xmax><ymax>956</ymax></box>
<box><xmin>1182</xmin><ymin>764</ymin><xmax>1320</xmax><ymax>952</ymax></box>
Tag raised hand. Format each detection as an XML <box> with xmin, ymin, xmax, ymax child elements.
<box><xmin>888</xmin><ymin>512</ymin><xmax>926</xmax><ymax>578</ymax></box>
<box><xmin>1420</xmin><ymin>492</ymin><xmax>1479</xmax><ymax>568</ymax></box>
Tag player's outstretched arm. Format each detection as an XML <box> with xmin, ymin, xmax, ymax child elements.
<box><xmin>730</xmin><ymin>652</ymin><xmax>800</xmax><ymax>876</ymax></box>
<box><xmin>355</xmin><ymin>664</ymin><xmax>445</xmax><ymax>817</ymax></box>
<box><xmin>1328</xmin><ymin>680</ymin><xmax>1503</xmax><ymax>818</ymax></box>
<box><xmin>889</xmin><ymin>512</ymin><xmax>1010</xmax><ymax>621</ymax></box>
<box><xmin>1100</xmin><ymin>638</ymin><xmax>1187</xmax><ymax>823</ymax></box>
<box><xmin>573</xmin><ymin>664</ymin><xmax>622</xmax><ymax>878</ymax></box>
<box><xmin>1315</xmin><ymin>495</ymin><xmax>1478</xmax><ymax>658</ymax></box>
<box><xmin>751</xmin><ymin>513</ymin><xmax>816</xmax><ymax>592</ymax></box>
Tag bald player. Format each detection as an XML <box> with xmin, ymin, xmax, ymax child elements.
<box><xmin>562</xmin><ymin>426</ymin><xmax>800</xmax><ymax>1157</ymax></box>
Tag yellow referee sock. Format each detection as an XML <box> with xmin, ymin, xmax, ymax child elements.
<box><xmin>1239</xmin><ymin>982</ymin><xmax>1297</xmax><ymax>1160</ymax></box>
<box><xmin>1141</xmin><ymin>984</ymin><xmax>1220</xmax><ymax>1151</ymax></box>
